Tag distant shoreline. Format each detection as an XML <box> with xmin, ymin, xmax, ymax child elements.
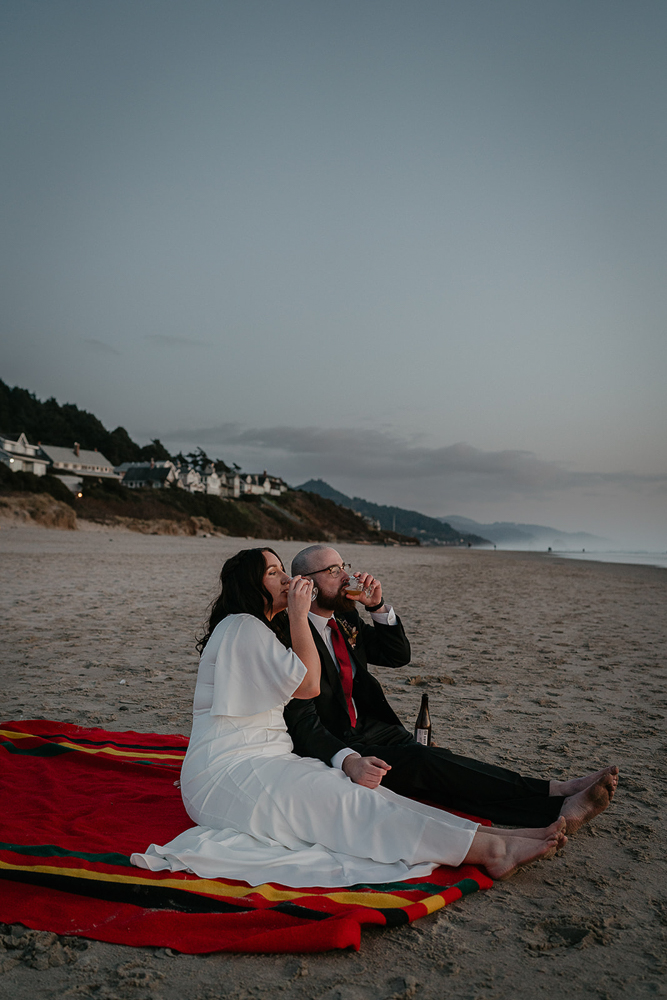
<box><xmin>547</xmin><ymin>550</ymin><xmax>667</xmax><ymax>571</ymax></box>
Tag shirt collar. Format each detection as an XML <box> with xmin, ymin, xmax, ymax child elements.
<box><xmin>308</xmin><ymin>610</ymin><xmax>334</xmax><ymax>638</ymax></box>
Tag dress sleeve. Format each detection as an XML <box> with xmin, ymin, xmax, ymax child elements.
<box><xmin>209</xmin><ymin>615</ymin><xmax>307</xmax><ymax>717</ymax></box>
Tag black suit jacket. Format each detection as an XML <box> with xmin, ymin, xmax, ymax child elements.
<box><xmin>283</xmin><ymin>609</ymin><xmax>411</xmax><ymax>765</ymax></box>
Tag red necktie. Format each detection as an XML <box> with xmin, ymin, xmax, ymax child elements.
<box><xmin>328</xmin><ymin>618</ymin><xmax>357</xmax><ymax>727</ymax></box>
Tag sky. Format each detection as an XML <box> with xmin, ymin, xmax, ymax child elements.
<box><xmin>1</xmin><ymin>0</ymin><xmax>665</xmax><ymax>548</ymax></box>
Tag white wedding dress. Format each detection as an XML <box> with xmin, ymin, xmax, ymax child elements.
<box><xmin>131</xmin><ymin>614</ymin><xmax>478</xmax><ymax>888</ymax></box>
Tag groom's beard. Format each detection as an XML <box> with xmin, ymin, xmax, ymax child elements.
<box><xmin>315</xmin><ymin>590</ymin><xmax>356</xmax><ymax>615</ymax></box>
<box><xmin>333</xmin><ymin>593</ymin><xmax>356</xmax><ymax>615</ymax></box>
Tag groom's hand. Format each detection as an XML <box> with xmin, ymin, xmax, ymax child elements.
<box><xmin>354</xmin><ymin>573</ymin><xmax>384</xmax><ymax>610</ymax></box>
<box><xmin>342</xmin><ymin>753</ymin><xmax>391</xmax><ymax>789</ymax></box>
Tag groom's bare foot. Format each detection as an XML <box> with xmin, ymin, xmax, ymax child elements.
<box><xmin>550</xmin><ymin>765</ymin><xmax>619</xmax><ymax>799</ymax></box>
<box><xmin>483</xmin><ymin>834</ymin><xmax>561</xmax><ymax>881</ymax></box>
<box><xmin>486</xmin><ymin>817</ymin><xmax>567</xmax><ymax>845</ymax></box>
<box><xmin>561</xmin><ymin>777</ymin><xmax>613</xmax><ymax>835</ymax></box>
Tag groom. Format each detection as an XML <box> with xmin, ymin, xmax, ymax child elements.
<box><xmin>283</xmin><ymin>544</ymin><xmax>616</xmax><ymax>831</ymax></box>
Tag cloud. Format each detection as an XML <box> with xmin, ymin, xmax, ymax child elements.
<box><xmin>82</xmin><ymin>338</ymin><xmax>120</xmax><ymax>355</ymax></box>
<box><xmin>164</xmin><ymin>423</ymin><xmax>667</xmax><ymax>502</ymax></box>
<box><xmin>145</xmin><ymin>335</ymin><xmax>211</xmax><ymax>349</ymax></box>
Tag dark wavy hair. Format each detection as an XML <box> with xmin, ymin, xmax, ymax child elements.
<box><xmin>196</xmin><ymin>547</ymin><xmax>289</xmax><ymax>653</ymax></box>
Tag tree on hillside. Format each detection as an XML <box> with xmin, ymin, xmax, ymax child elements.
<box><xmin>138</xmin><ymin>439</ymin><xmax>172</xmax><ymax>462</ymax></box>
<box><xmin>106</xmin><ymin>426</ymin><xmax>143</xmax><ymax>466</ymax></box>
<box><xmin>186</xmin><ymin>447</ymin><xmax>212</xmax><ymax>472</ymax></box>
<box><xmin>0</xmin><ymin>378</ymin><xmax>144</xmax><ymax>465</ymax></box>
<box><xmin>0</xmin><ymin>379</ymin><xmax>236</xmax><ymax>472</ymax></box>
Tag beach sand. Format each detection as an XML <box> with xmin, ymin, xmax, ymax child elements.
<box><xmin>1</xmin><ymin>524</ymin><xmax>666</xmax><ymax>999</ymax></box>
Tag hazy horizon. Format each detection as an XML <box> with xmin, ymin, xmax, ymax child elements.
<box><xmin>2</xmin><ymin>2</ymin><xmax>665</xmax><ymax>550</ymax></box>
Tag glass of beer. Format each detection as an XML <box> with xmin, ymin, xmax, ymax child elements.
<box><xmin>344</xmin><ymin>574</ymin><xmax>366</xmax><ymax>598</ymax></box>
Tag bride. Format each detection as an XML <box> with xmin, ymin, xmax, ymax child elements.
<box><xmin>132</xmin><ymin>548</ymin><xmax>565</xmax><ymax>887</ymax></box>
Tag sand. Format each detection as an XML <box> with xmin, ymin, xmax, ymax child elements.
<box><xmin>1</xmin><ymin>523</ymin><xmax>666</xmax><ymax>999</ymax></box>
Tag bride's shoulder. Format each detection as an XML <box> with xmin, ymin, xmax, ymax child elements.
<box><xmin>212</xmin><ymin>613</ymin><xmax>272</xmax><ymax>640</ymax></box>
<box><xmin>206</xmin><ymin>615</ymin><xmax>282</xmax><ymax>671</ymax></box>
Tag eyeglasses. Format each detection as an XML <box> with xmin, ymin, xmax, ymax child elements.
<box><xmin>308</xmin><ymin>562</ymin><xmax>352</xmax><ymax>578</ymax></box>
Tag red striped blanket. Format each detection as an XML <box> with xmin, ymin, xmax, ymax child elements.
<box><xmin>0</xmin><ymin>720</ymin><xmax>492</xmax><ymax>953</ymax></box>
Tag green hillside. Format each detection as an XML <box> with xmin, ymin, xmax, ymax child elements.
<box><xmin>0</xmin><ymin>380</ymin><xmax>419</xmax><ymax>543</ymax></box>
<box><xmin>298</xmin><ymin>479</ymin><xmax>489</xmax><ymax>546</ymax></box>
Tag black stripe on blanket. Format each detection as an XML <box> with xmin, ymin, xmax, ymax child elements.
<box><xmin>0</xmin><ymin>868</ymin><xmax>254</xmax><ymax>915</ymax></box>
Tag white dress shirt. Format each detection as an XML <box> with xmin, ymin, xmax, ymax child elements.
<box><xmin>307</xmin><ymin>606</ymin><xmax>397</xmax><ymax>769</ymax></box>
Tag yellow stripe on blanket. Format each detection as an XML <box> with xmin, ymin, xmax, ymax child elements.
<box><xmin>323</xmin><ymin>891</ymin><xmax>427</xmax><ymax>908</ymax></box>
<box><xmin>0</xmin><ymin>859</ymin><xmax>298</xmax><ymax>900</ymax></box>
<box><xmin>0</xmin><ymin>858</ymin><xmax>422</xmax><ymax>909</ymax></box>
<box><xmin>51</xmin><ymin>740</ymin><xmax>184</xmax><ymax>761</ymax></box>
<box><xmin>0</xmin><ymin>729</ymin><xmax>184</xmax><ymax>762</ymax></box>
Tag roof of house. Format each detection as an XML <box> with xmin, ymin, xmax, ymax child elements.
<box><xmin>123</xmin><ymin>466</ymin><xmax>173</xmax><ymax>484</ymax></box>
<box><xmin>39</xmin><ymin>444</ymin><xmax>115</xmax><ymax>470</ymax></box>
<box><xmin>246</xmin><ymin>472</ymin><xmax>285</xmax><ymax>482</ymax></box>
<box><xmin>117</xmin><ymin>461</ymin><xmax>174</xmax><ymax>472</ymax></box>
<box><xmin>0</xmin><ymin>431</ymin><xmax>33</xmax><ymax>446</ymax></box>
<box><xmin>0</xmin><ymin>445</ymin><xmax>48</xmax><ymax>462</ymax></box>
<box><xmin>0</xmin><ymin>432</ymin><xmax>47</xmax><ymax>457</ymax></box>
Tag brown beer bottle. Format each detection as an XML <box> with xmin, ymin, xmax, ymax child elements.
<box><xmin>414</xmin><ymin>693</ymin><xmax>432</xmax><ymax>746</ymax></box>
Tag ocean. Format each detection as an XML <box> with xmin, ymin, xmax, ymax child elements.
<box><xmin>550</xmin><ymin>550</ymin><xmax>667</xmax><ymax>570</ymax></box>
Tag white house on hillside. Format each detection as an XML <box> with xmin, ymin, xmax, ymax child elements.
<box><xmin>223</xmin><ymin>471</ymin><xmax>241</xmax><ymax>498</ymax></box>
<box><xmin>176</xmin><ymin>464</ymin><xmax>203</xmax><ymax>492</ymax></box>
<box><xmin>115</xmin><ymin>460</ymin><xmax>240</xmax><ymax>496</ymax></box>
<box><xmin>112</xmin><ymin>460</ymin><xmax>278</xmax><ymax>499</ymax></box>
<box><xmin>268</xmin><ymin>476</ymin><xmax>288</xmax><ymax>496</ymax></box>
<box><xmin>0</xmin><ymin>432</ymin><xmax>49</xmax><ymax>476</ymax></box>
<box><xmin>241</xmin><ymin>473</ymin><xmax>288</xmax><ymax>497</ymax></box>
<box><xmin>198</xmin><ymin>464</ymin><xmax>218</xmax><ymax>495</ymax></box>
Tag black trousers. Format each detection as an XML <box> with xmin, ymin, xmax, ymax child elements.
<box><xmin>348</xmin><ymin>717</ymin><xmax>565</xmax><ymax>827</ymax></box>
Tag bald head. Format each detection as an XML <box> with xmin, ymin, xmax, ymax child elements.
<box><xmin>291</xmin><ymin>545</ymin><xmax>341</xmax><ymax>577</ymax></box>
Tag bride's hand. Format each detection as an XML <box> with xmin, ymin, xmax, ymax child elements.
<box><xmin>287</xmin><ymin>575</ymin><xmax>313</xmax><ymax>619</ymax></box>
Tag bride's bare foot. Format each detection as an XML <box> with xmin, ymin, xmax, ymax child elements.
<box><xmin>465</xmin><ymin>830</ymin><xmax>562</xmax><ymax>881</ymax></box>
<box><xmin>550</xmin><ymin>765</ymin><xmax>619</xmax><ymax>799</ymax></box>
<box><xmin>485</xmin><ymin>817</ymin><xmax>567</xmax><ymax>846</ymax></box>
<box><xmin>561</xmin><ymin>776</ymin><xmax>613</xmax><ymax>835</ymax></box>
